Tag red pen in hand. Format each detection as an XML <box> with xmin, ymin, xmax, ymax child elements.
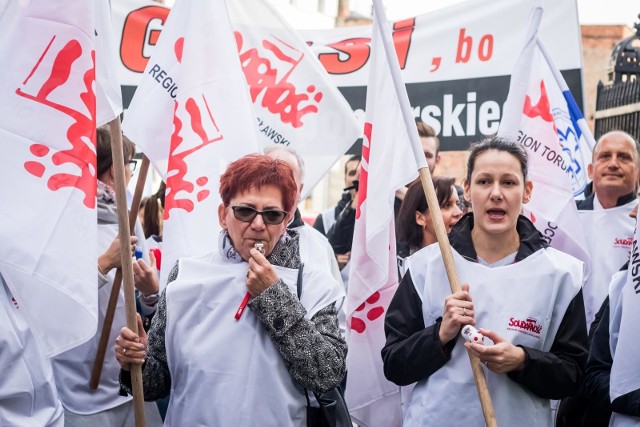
<box><xmin>235</xmin><ymin>292</ymin><xmax>251</xmax><ymax>320</ymax></box>
<box><xmin>235</xmin><ymin>241</ymin><xmax>264</xmax><ymax>320</ymax></box>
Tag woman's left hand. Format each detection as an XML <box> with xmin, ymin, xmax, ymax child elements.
<box><xmin>246</xmin><ymin>248</ymin><xmax>279</xmax><ymax>297</ymax></box>
<box><xmin>464</xmin><ymin>328</ymin><xmax>526</xmax><ymax>374</ymax></box>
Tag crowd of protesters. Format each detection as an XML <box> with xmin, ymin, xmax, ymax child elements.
<box><xmin>2</xmin><ymin>122</ymin><xmax>640</xmax><ymax>427</ymax></box>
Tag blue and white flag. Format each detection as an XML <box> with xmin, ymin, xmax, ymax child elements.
<box><xmin>498</xmin><ymin>3</ymin><xmax>590</xmax><ymax>272</ymax></box>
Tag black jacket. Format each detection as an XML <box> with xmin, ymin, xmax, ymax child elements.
<box><xmin>381</xmin><ymin>213</ymin><xmax>588</xmax><ymax>399</ymax></box>
<box><xmin>576</xmin><ymin>191</ymin><xmax>636</xmax><ymax>211</ymax></box>
<box><xmin>582</xmin><ymin>262</ymin><xmax>640</xmax><ymax>421</ymax></box>
<box><xmin>313</xmin><ymin>193</ymin><xmax>351</xmax><ymax>236</ymax></box>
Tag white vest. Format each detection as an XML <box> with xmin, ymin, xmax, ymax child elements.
<box><xmin>320</xmin><ymin>207</ymin><xmax>337</xmax><ymax>234</ymax></box>
<box><xmin>51</xmin><ymin>220</ymin><xmax>147</xmax><ymax>414</ymax></box>
<box><xmin>579</xmin><ymin>199</ymin><xmax>636</xmax><ymax>328</ymax></box>
<box><xmin>296</xmin><ymin>224</ymin><xmax>342</xmax><ymax>289</ymax></box>
<box><xmin>404</xmin><ymin>245</ymin><xmax>583</xmax><ymax>427</ymax></box>
<box><xmin>164</xmin><ymin>252</ymin><xmax>344</xmax><ymax>426</ymax></box>
<box><xmin>0</xmin><ymin>276</ymin><xmax>63</xmax><ymax>426</ymax></box>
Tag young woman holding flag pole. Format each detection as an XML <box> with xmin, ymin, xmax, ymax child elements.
<box><xmin>382</xmin><ymin>138</ymin><xmax>588</xmax><ymax>426</ymax></box>
<box><xmin>368</xmin><ymin>0</ymin><xmax>497</xmax><ymax>423</ymax></box>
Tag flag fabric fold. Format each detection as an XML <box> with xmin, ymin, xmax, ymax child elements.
<box><xmin>227</xmin><ymin>0</ymin><xmax>361</xmax><ymax>198</ymax></box>
<box><xmin>345</xmin><ymin>5</ymin><xmax>421</xmax><ymax>426</ymax></box>
<box><xmin>498</xmin><ymin>3</ymin><xmax>590</xmax><ymax>272</ymax></box>
<box><xmin>94</xmin><ymin>0</ymin><xmax>124</xmax><ymax>127</ymax></box>
<box><xmin>123</xmin><ymin>0</ymin><xmax>261</xmax><ymax>287</ymax></box>
<box><xmin>610</xmin><ymin>215</ymin><xmax>640</xmax><ymax>423</ymax></box>
<box><xmin>0</xmin><ymin>0</ymin><xmax>101</xmax><ymax>356</ymax></box>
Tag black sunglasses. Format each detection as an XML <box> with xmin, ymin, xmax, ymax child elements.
<box><xmin>230</xmin><ymin>206</ymin><xmax>288</xmax><ymax>225</ymax></box>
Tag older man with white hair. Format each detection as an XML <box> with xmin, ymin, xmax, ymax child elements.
<box><xmin>578</xmin><ymin>130</ymin><xmax>640</xmax><ymax>329</ymax></box>
<box><xmin>265</xmin><ymin>147</ymin><xmax>345</xmax><ymax>333</ymax></box>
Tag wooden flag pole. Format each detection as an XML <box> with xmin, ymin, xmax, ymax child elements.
<box><xmin>370</xmin><ymin>0</ymin><xmax>497</xmax><ymax>424</ymax></box>
<box><xmin>102</xmin><ymin>118</ymin><xmax>146</xmax><ymax>427</ymax></box>
<box><xmin>417</xmin><ymin>167</ymin><xmax>497</xmax><ymax>426</ymax></box>
<box><xmin>90</xmin><ymin>154</ymin><xmax>149</xmax><ymax>390</ymax></box>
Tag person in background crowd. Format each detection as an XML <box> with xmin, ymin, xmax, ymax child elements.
<box><xmin>115</xmin><ymin>154</ymin><xmax>346</xmax><ymax>426</ymax></box>
<box><xmin>577</xmin><ymin>131</ymin><xmax>639</xmax><ymax>330</ymax></box>
<box><xmin>394</xmin><ymin>121</ymin><xmax>443</xmax><ymax>217</ymax></box>
<box><xmin>382</xmin><ymin>137</ymin><xmax>588</xmax><ymax>426</ymax></box>
<box><xmin>396</xmin><ymin>177</ymin><xmax>463</xmax><ymax>276</ymax></box>
<box><xmin>143</xmin><ymin>182</ymin><xmax>165</xmax><ymax>250</ymax></box>
<box><xmin>51</xmin><ymin>126</ymin><xmax>161</xmax><ymax>426</ymax></box>
<box><xmin>416</xmin><ymin>120</ymin><xmax>441</xmax><ymax>173</ymax></box>
<box><xmin>138</xmin><ymin>197</ymin><xmax>147</xmax><ymax>232</ymax></box>
<box><xmin>313</xmin><ymin>155</ymin><xmax>361</xmax><ymax>237</ymax></box>
<box><xmin>265</xmin><ymin>146</ymin><xmax>345</xmax><ymax>332</ymax></box>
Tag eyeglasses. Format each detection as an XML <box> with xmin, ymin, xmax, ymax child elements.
<box><xmin>127</xmin><ymin>160</ymin><xmax>137</xmax><ymax>172</ymax></box>
<box><xmin>230</xmin><ymin>206</ymin><xmax>288</xmax><ymax>225</ymax></box>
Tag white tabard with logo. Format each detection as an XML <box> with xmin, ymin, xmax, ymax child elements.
<box><xmin>0</xmin><ymin>275</ymin><xmax>63</xmax><ymax>426</ymax></box>
<box><xmin>579</xmin><ymin>199</ymin><xmax>636</xmax><ymax>329</ymax></box>
<box><xmin>404</xmin><ymin>246</ymin><xmax>583</xmax><ymax>427</ymax></box>
<box><xmin>164</xmin><ymin>252</ymin><xmax>344</xmax><ymax>426</ymax></box>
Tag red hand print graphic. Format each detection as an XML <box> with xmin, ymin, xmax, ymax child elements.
<box><xmin>235</xmin><ymin>31</ymin><xmax>322</xmax><ymax>129</ymax></box>
<box><xmin>17</xmin><ymin>36</ymin><xmax>97</xmax><ymax>209</ymax></box>
<box><xmin>350</xmin><ymin>291</ymin><xmax>385</xmax><ymax>334</ymax></box>
<box><xmin>164</xmin><ymin>37</ymin><xmax>223</xmax><ymax>219</ymax></box>
<box><xmin>523</xmin><ymin>80</ymin><xmax>557</xmax><ymax>134</ymax></box>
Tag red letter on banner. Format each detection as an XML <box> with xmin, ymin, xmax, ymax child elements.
<box><xmin>121</xmin><ymin>6</ymin><xmax>170</xmax><ymax>73</ymax></box>
<box><xmin>392</xmin><ymin>18</ymin><xmax>415</xmax><ymax>70</ymax></box>
<box><xmin>318</xmin><ymin>38</ymin><xmax>371</xmax><ymax>75</ymax></box>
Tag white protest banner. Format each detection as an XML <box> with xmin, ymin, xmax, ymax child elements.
<box><xmin>112</xmin><ymin>0</ymin><xmax>584</xmax><ymax>156</ymax></box>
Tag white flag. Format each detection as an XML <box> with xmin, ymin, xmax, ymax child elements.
<box><xmin>227</xmin><ymin>0</ymin><xmax>360</xmax><ymax>197</ymax></box>
<box><xmin>123</xmin><ymin>0</ymin><xmax>261</xmax><ymax>286</ymax></box>
<box><xmin>498</xmin><ymin>3</ymin><xmax>590</xmax><ymax>271</ymax></box>
<box><xmin>0</xmin><ymin>0</ymin><xmax>99</xmax><ymax>356</ymax></box>
<box><xmin>610</xmin><ymin>214</ymin><xmax>640</xmax><ymax>424</ymax></box>
<box><xmin>345</xmin><ymin>4</ymin><xmax>422</xmax><ymax>425</ymax></box>
<box><xmin>94</xmin><ymin>0</ymin><xmax>123</xmax><ymax>126</ymax></box>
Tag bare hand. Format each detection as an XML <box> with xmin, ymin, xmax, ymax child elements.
<box><xmin>115</xmin><ymin>314</ymin><xmax>147</xmax><ymax>371</ymax></box>
<box><xmin>465</xmin><ymin>328</ymin><xmax>526</xmax><ymax>374</ymax></box>
<box><xmin>246</xmin><ymin>248</ymin><xmax>279</xmax><ymax>297</ymax></box>
<box><xmin>336</xmin><ymin>252</ymin><xmax>350</xmax><ymax>270</ymax></box>
<box><xmin>439</xmin><ymin>283</ymin><xmax>475</xmax><ymax>345</ymax></box>
<box><xmin>133</xmin><ymin>251</ymin><xmax>159</xmax><ymax>296</ymax></box>
<box><xmin>98</xmin><ymin>236</ymin><xmax>139</xmax><ymax>274</ymax></box>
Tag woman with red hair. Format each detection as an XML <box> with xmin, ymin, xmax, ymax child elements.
<box><xmin>115</xmin><ymin>154</ymin><xmax>346</xmax><ymax>426</ymax></box>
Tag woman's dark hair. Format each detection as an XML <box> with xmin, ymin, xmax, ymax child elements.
<box><xmin>396</xmin><ymin>177</ymin><xmax>456</xmax><ymax>251</ymax></box>
<box><xmin>96</xmin><ymin>126</ymin><xmax>136</xmax><ymax>177</ymax></box>
<box><xmin>466</xmin><ymin>137</ymin><xmax>528</xmax><ymax>184</ymax></box>
<box><xmin>143</xmin><ymin>182</ymin><xmax>166</xmax><ymax>238</ymax></box>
